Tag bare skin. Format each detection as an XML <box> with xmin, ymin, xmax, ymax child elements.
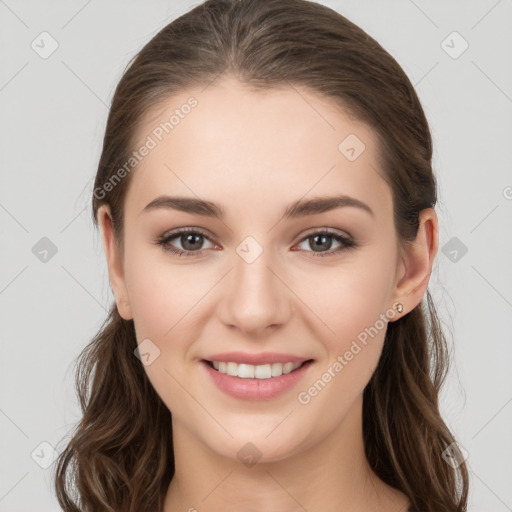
<box><xmin>98</xmin><ymin>76</ymin><xmax>437</xmax><ymax>512</ymax></box>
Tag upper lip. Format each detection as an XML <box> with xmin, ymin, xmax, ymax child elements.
<box><xmin>203</xmin><ymin>351</ymin><xmax>313</xmax><ymax>365</ymax></box>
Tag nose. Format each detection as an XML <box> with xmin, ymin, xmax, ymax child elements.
<box><xmin>217</xmin><ymin>246</ymin><xmax>294</xmax><ymax>337</ymax></box>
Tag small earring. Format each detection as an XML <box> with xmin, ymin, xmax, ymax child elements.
<box><xmin>394</xmin><ymin>303</ymin><xmax>403</xmax><ymax>314</ymax></box>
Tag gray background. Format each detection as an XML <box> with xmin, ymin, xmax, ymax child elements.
<box><xmin>1</xmin><ymin>0</ymin><xmax>511</xmax><ymax>510</ymax></box>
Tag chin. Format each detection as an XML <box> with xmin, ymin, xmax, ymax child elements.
<box><xmin>203</xmin><ymin>427</ymin><xmax>311</xmax><ymax>467</ymax></box>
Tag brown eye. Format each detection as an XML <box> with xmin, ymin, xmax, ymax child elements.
<box><xmin>295</xmin><ymin>230</ymin><xmax>356</xmax><ymax>258</ymax></box>
<box><xmin>155</xmin><ymin>228</ymin><xmax>216</xmax><ymax>257</ymax></box>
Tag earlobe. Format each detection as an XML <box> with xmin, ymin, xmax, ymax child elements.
<box><xmin>97</xmin><ymin>205</ymin><xmax>133</xmax><ymax>320</ymax></box>
<box><xmin>389</xmin><ymin>208</ymin><xmax>438</xmax><ymax>319</ymax></box>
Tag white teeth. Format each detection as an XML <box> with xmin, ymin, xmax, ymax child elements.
<box><xmin>211</xmin><ymin>361</ymin><xmax>303</xmax><ymax>379</ymax></box>
<box><xmin>254</xmin><ymin>364</ymin><xmax>272</xmax><ymax>379</ymax></box>
<box><xmin>237</xmin><ymin>364</ymin><xmax>254</xmax><ymax>378</ymax></box>
<box><xmin>283</xmin><ymin>362</ymin><xmax>294</xmax><ymax>374</ymax></box>
<box><xmin>271</xmin><ymin>363</ymin><xmax>282</xmax><ymax>377</ymax></box>
<box><xmin>226</xmin><ymin>362</ymin><xmax>238</xmax><ymax>376</ymax></box>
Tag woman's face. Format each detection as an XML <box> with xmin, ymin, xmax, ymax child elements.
<box><xmin>99</xmin><ymin>76</ymin><xmax>422</xmax><ymax>463</ymax></box>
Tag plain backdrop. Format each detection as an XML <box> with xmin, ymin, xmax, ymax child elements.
<box><xmin>1</xmin><ymin>0</ymin><xmax>511</xmax><ymax>510</ymax></box>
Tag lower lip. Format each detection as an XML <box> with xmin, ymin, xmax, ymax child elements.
<box><xmin>201</xmin><ymin>360</ymin><xmax>314</xmax><ymax>401</ymax></box>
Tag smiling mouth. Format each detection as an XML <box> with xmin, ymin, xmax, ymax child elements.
<box><xmin>203</xmin><ymin>359</ymin><xmax>314</xmax><ymax>379</ymax></box>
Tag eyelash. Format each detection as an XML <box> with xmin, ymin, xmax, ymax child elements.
<box><xmin>154</xmin><ymin>227</ymin><xmax>357</xmax><ymax>258</ymax></box>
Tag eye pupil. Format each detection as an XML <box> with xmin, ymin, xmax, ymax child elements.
<box><xmin>182</xmin><ymin>233</ymin><xmax>203</xmax><ymax>250</ymax></box>
<box><xmin>311</xmin><ymin>234</ymin><xmax>332</xmax><ymax>252</ymax></box>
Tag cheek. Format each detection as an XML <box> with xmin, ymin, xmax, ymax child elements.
<box><xmin>298</xmin><ymin>248</ymin><xmax>396</xmax><ymax>392</ymax></box>
<box><xmin>123</xmin><ymin>243</ymin><xmax>203</xmax><ymax>340</ymax></box>
<box><xmin>307</xmin><ymin>256</ymin><xmax>395</xmax><ymax>345</ymax></box>
<box><xmin>123</xmin><ymin>248</ymin><xmax>203</xmax><ymax>412</ymax></box>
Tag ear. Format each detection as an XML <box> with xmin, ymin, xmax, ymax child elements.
<box><xmin>97</xmin><ymin>205</ymin><xmax>133</xmax><ymax>320</ymax></box>
<box><xmin>389</xmin><ymin>208</ymin><xmax>438</xmax><ymax>320</ymax></box>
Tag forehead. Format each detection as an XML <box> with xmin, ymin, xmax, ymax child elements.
<box><xmin>125</xmin><ymin>77</ymin><xmax>392</xmax><ymax>223</ymax></box>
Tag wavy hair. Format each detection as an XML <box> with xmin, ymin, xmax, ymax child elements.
<box><xmin>53</xmin><ymin>0</ymin><xmax>469</xmax><ymax>510</ymax></box>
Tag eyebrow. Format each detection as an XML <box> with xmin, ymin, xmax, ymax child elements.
<box><xmin>139</xmin><ymin>194</ymin><xmax>375</xmax><ymax>219</ymax></box>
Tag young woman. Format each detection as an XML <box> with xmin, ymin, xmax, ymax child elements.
<box><xmin>54</xmin><ymin>0</ymin><xmax>469</xmax><ymax>510</ymax></box>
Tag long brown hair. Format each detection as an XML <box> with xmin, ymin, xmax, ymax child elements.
<box><xmin>53</xmin><ymin>1</ymin><xmax>469</xmax><ymax>510</ymax></box>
